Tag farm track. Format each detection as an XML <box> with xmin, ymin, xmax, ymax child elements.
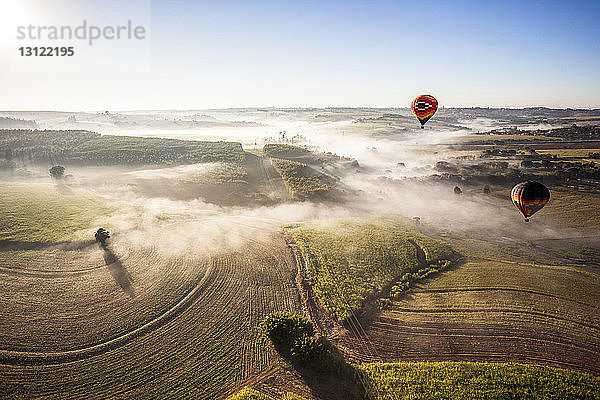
<box><xmin>0</xmin><ymin>221</ymin><xmax>302</xmax><ymax>399</ymax></box>
<box><xmin>335</xmin><ymin>258</ymin><xmax>600</xmax><ymax>376</ymax></box>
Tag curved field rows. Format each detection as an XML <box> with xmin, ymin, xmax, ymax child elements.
<box><xmin>336</xmin><ymin>260</ymin><xmax>600</xmax><ymax>375</ymax></box>
<box><xmin>0</xmin><ymin>221</ymin><xmax>301</xmax><ymax>399</ymax></box>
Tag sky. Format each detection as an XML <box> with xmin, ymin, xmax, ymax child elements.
<box><xmin>0</xmin><ymin>0</ymin><xmax>599</xmax><ymax>111</ymax></box>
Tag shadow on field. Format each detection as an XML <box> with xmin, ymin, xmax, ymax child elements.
<box><xmin>101</xmin><ymin>244</ymin><xmax>135</xmax><ymax>298</ymax></box>
<box><xmin>271</xmin><ymin>351</ymin><xmax>364</xmax><ymax>400</ymax></box>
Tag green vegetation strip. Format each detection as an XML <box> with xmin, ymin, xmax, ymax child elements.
<box><xmin>285</xmin><ymin>215</ymin><xmax>455</xmax><ymax>320</ymax></box>
<box><xmin>360</xmin><ymin>361</ymin><xmax>600</xmax><ymax>400</ymax></box>
<box><xmin>263</xmin><ymin>144</ymin><xmax>310</xmax><ymax>159</ymax></box>
<box><xmin>271</xmin><ymin>158</ymin><xmax>333</xmax><ymax>199</ymax></box>
<box><xmin>0</xmin><ymin>183</ymin><xmax>115</xmax><ymax>243</ymax></box>
<box><xmin>0</xmin><ymin>129</ymin><xmax>245</xmax><ymax>166</ymax></box>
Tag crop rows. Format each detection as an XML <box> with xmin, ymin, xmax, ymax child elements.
<box><xmin>285</xmin><ymin>215</ymin><xmax>454</xmax><ymax>320</ymax></box>
<box><xmin>337</xmin><ymin>259</ymin><xmax>600</xmax><ymax>375</ymax></box>
<box><xmin>359</xmin><ymin>361</ymin><xmax>600</xmax><ymax>400</ymax></box>
<box><xmin>0</xmin><ymin>222</ymin><xmax>301</xmax><ymax>399</ymax></box>
<box><xmin>270</xmin><ymin>158</ymin><xmax>334</xmax><ymax>200</ymax></box>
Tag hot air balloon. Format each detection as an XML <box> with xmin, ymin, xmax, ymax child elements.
<box><xmin>411</xmin><ymin>95</ymin><xmax>438</xmax><ymax>128</ymax></box>
<box><xmin>511</xmin><ymin>181</ymin><xmax>550</xmax><ymax>222</ymax></box>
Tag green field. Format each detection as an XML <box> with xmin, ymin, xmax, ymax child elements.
<box><xmin>359</xmin><ymin>361</ymin><xmax>600</xmax><ymax>400</ymax></box>
<box><xmin>183</xmin><ymin>162</ymin><xmax>249</xmax><ymax>185</ymax></box>
<box><xmin>0</xmin><ymin>129</ymin><xmax>245</xmax><ymax>166</ymax></box>
<box><xmin>263</xmin><ymin>144</ymin><xmax>311</xmax><ymax>159</ymax></box>
<box><xmin>285</xmin><ymin>215</ymin><xmax>455</xmax><ymax>320</ymax></box>
<box><xmin>0</xmin><ymin>183</ymin><xmax>117</xmax><ymax>243</ymax></box>
<box><xmin>271</xmin><ymin>158</ymin><xmax>335</xmax><ymax>200</ymax></box>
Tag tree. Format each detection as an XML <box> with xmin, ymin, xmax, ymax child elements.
<box><xmin>260</xmin><ymin>312</ymin><xmax>313</xmax><ymax>348</ymax></box>
<box><xmin>95</xmin><ymin>228</ymin><xmax>110</xmax><ymax>245</ymax></box>
<box><xmin>49</xmin><ymin>165</ymin><xmax>65</xmax><ymax>179</ymax></box>
<box><xmin>521</xmin><ymin>160</ymin><xmax>534</xmax><ymax>168</ymax></box>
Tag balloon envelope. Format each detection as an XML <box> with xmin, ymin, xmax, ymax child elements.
<box><xmin>511</xmin><ymin>181</ymin><xmax>550</xmax><ymax>221</ymax></box>
<box><xmin>411</xmin><ymin>95</ymin><xmax>438</xmax><ymax>127</ymax></box>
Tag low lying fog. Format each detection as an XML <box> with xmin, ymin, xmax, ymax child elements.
<box><xmin>16</xmin><ymin>110</ymin><xmax>570</xmax><ymax>256</ymax></box>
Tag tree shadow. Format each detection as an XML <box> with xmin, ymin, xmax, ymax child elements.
<box><xmin>271</xmin><ymin>345</ymin><xmax>365</xmax><ymax>400</ymax></box>
<box><xmin>100</xmin><ymin>244</ymin><xmax>135</xmax><ymax>298</ymax></box>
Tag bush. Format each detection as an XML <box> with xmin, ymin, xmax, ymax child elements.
<box><xmin>260</xmin><ymin>312</ymin><xmax>314</xmax><ymax>348</ymax></box>
<box><xmin>390</xmin><ymin>260</ymin><xmax>451</xmax><ymax>299</ymax></box>
<box><xmin>260</xmin><ymin>312</ymin><xmax>350</xmax><ymax>374</ymax></box>
<box><xmin>292</xmin><ymin>335</ymin><xmax>349</xmax><ymax>373</ymax></box>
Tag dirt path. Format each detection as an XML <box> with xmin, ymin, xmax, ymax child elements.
<box><xmin>244</xmin><ymin>152</ymin><xmax>289</xmax><ymax>202</ymax></box>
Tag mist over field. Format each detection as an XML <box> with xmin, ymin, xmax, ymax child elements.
<box><xmin>0</xmin><ymin>109</ymin><xmax>578</xmax><ymax>249</ymax></box>
<box><xmin>1</xmin><ymin>107</ymin><xmax>599</xmax><ymax>400</ymax></box>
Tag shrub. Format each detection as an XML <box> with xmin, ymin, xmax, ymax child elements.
<box><xmin>260</xmin><ymin>312</ymin><xmax>350</xmax><ymax>374</ymax></box>
<box><xmin>260</xmin><ymin>312</ymin><xmax>313</xmax><ymax>348</ymax></box>
<box><xmin>292</xmin><ymin>335</ymin><xmax>349</xmax><ymax>373</ymax></box>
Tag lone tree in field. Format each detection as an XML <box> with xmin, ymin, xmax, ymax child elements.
<box><xmin>49</xmin><ymin>165</ymin><xmax>66</xmax><ymax>180</ymax></box>
<box><xmin>95</xmin><ymin>228</ymin><xmax>110</xmax><ymax>245</ymax></box>
<box><xmin>454</xmin><ymin>186</ymin><xmax>462</xmax><ymax>195</ymax></box>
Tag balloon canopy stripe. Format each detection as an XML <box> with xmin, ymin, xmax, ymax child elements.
<box><xmin>411</xmin><ymin>95</ymin><xmax>438</xmax><ymax>126</ymax></box>
<box><xmin>511</xmin><ymin>181</ymin><xmax>550</xmax><ymax>219</ymax></box>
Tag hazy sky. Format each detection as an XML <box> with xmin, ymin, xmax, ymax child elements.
<box><xmin>1</xmin><ymin>0</ymin><xmax>599</xmax><ymax>110</ymax></box>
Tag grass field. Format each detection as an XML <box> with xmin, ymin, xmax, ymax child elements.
<box><xmin>360</xmin><ymin>361</ymin><xmax>600</xmax><ymax>400</ymax></box>
<box><xmin>183</xmin><ymin>162</ymin><xmax>249</xmax><ymax>185</ymax></box>
<box><xmin>271</xmin><ymin>158</ymin><xmax>335</xmax><ymax>200</ymax></box>
<box><xmin>2</xmin><ymin>120</ymin><xmax>600</xmax><ymax>399</ymax></box>
<box><xmin>0</xmin><ymin>183</ymin><xmax>117</xmax><ymax>243</ymax></box>
<box><xmin>285</xmin><ymin>215</ymin><xmax>455</xmax><ymax>320</ymax></box>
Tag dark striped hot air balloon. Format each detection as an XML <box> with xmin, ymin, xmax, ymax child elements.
<box><xmin>511</xmin><ymin>181</ymin><xmax>550</xmax><ymax>222</ymax></box>
<box><xmin>411</xmin><ymin>95</ymin><xmax>438</xmax><ymax>128</ymax></box>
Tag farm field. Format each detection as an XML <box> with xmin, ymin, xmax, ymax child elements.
<box><xmin>285</xmin><ymin>216</ymin><xmax>455</xmax><ymax>320</ymax></box>
<box><xmin>359</xmin><ymin>361</ymin><xmax>600</xmax><ymax>400</ymax></box>
<box><xmin>0</xmin><ymin>183</ymin><xmax>303</xmax><ymax>399</ymax></box>
<box><xmin>336</xmin><ymin>204</ymin><xmax>600</xmax><ymax>375</ymax></box>
<box><xmin>1</xmin><ymin>110</ymin><xmax>600</xmax><ymax>399</ymax></box>
<box><xmin>270</xmin><ymin>158</ymin><xmax>337</xmax><ymax>201</ymax></box>
<box><xmin>0</xmin><ymin>183</ymin><xmax>118</xmax><ymax>243</ymax></box>
<box><xmin>0</xmin><ymin>129</ymin><xmax>246</xmax><ymax>166</ymax></box>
